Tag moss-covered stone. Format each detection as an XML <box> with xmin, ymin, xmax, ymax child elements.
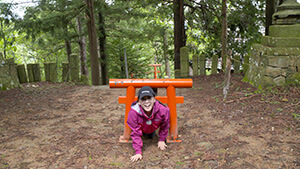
<box><xmin>269</xmin><ymin>24</ymin><xmax>300</xmax><ymax>37</ymax></box>
<box><xmin>252</xmin><ymin>44</ymin><xmax>268</xmax><ymax>53</ymax></box>
<box><xmin>0</xmin><ymin>58</ymin><xmax>20</xmax><ymax>91</ymax></box>
<box><xmin>243</xmin><ymin>54</ymin><xmax>249</xmax><ymax>73</ymax></box>
<box><xmin>199</xmin><ymin>54</ymin><xmax>206</xmax><ymax>75</ymax></box>
<box><xmin>70</xmin><ymin>54</ymin><xmax>80</xmax><ymax>82</ymax></box>
<box><xmin>211</xmin><ymin>55</ymin><xmax>218</xmax><ymax>74</ymax></box>
<box><xmin>273</xmin><ymin>76</ymin><xmax>286</xmax><ymax>86</ymax></box>
<box><xmin>49</xmin><ymin>63</ymin><xmax>57</xmax><ymax>83</ymax></box>
<box><xmin>289</xmin><ymin>56</ymin><xmax>298</xmax><ymax>66</ymax></box>
<box><xmin>32</xmin><ymin>63</ymin><xmax>41</xmax><ymax>82</ymax></box>
<box><xmin>267</xmin><ymin>37</ymin><xmax>300</xmax><ymax>47</ymax></box>
<box><xmin>267</xmin><ymin>56</ymin><xmax>289</xmax><ymax>67</ymax></box>
<box><xmin>192</xmin><ymin>55</ymin><xmax>198</xmax><ymax>76</ymax></box>
<box><xmin>62</xmin><ymin>62</ymin><xmax>69</xmax><ymax>82</ymax></box>
<box><xmin>27</xmin><ymin>64</ymin><xmax>34</xmax><ymax>83</ymax></box>
<box><xmin>44</xmin><ymin>63</ymin><xmax>50</xmax><ymax>81</ymax></box>
<box><xmin>180</xmin><ymin>47</ymin><xmax>189</xmax><ymax>78</ymax></box>
<box><xmin>265</xmin><ymin>66</ymin><xmax>283</xmax><ymax>77</ymax></box>
<box><xmin>234</xmin><ymin>55</ymin><xmax>240</xmax><ymax>73</ymax></box>
<box><xmin>286</xmin><ymin>72</ymin><xmax>300</xmax><ymax>84</ymax></box>
<box><xmin>247</xmin><ymin>3</ymin><xmax>300</xmax><ymax>88</ymax></box>
<box><xmin>17</xmin><ymin>64</ymin><xmax>28</xmax><ymax>83</ymax></box>
<box><xmin>261</xmin><ymin>36</ymin><xmax>270</xmax><ymax>46</ymax></box>
<box><xmin>263</xmin><ymin>76</ymin><xmax>276</xmax><ymax>87</ymax></box>
<box><xmin>44</xmin><ymin>62</ymin><xmax>57</xmax><ymax>82</ymax></box>
<box><xmin>80</xmin><ymin>75</ymin><xmax>89</xmax><ymax>85</ymax></box>
<box><xmin>287</xmin><ymin>67</ymin><xmax>297</xmax><ymax>76</ymax></box>
<box><xmin>266</xmin><ymin>47</ymin><xmax>300</xmax><ymax>56</ymax></box>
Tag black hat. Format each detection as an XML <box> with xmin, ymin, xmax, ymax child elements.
<box><xmin>138</xmin><ymin>86</ymin><xmax>156</xmax><ymax>100</ymax></box>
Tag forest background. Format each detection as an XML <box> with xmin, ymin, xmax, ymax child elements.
<box><xmin>0</xmin><ymin>1</ymin><xmax>300</xmax><ymax>168</ymax></box>
<box><xmin>0</xmin><ymin>0</ymin><xmax>294</xmax><ymax>85</ymax></box>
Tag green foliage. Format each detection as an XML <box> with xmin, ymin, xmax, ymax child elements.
<box><xmin>108</xmin><ymin>162</ymin><xmax>122</xmax><ymax>166</ymax></box>
<box><xmin>0</xmin><ymin>0</ymin><xmax>269</xmax><ymax>80</ymax></box>
<box><xmin>104</xmin><ymin>0</ymin><xmax>175</xmax><ymax>78</ymax></box>
<box><xmin>292</xmin><ymin>113</ymin><xmax>300</xmax><ymax>120</ymax></box>
<box><xmin>176</xmin><ymin>161</ymin><xmax>186</xmax><ymax>165</ymax></box>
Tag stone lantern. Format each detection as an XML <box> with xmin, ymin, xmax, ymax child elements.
<box><xmin>273</xmin><ymin>0</ymin><xmax>300</xmax><ymax>25</ymax></box>
<box><xmin>246</xmin><ymin>0</ymin><xmax>300</xmax><ymax>87</ymax></box>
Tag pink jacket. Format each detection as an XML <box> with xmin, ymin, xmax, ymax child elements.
<box><xmin>127</xmin><ymin>100</ymin><xmax>170</xmax><ymax>155</ymax></box>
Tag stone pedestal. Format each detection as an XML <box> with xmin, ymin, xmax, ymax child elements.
<box><xmin>246</xmin><ymin>1</ymin><xmax>300</xmax><ymax>87</ymax></box>
<box><xmin>246</xmin><ymin>28</ymin><xmax>300</xmax><ymax>87</ymax></box>
<box><xmin>70</xmin><ymin>54</ymin><xmax>80</xmax><ymax>82</ymax></box>
<box><xmin>199</xmin><ymin>54</ymin><xmax>206</xmax><ymax>75</ymax></box>
<box><xmin>44</xmin><ymin>62</ymin><xmax>57</xmax><ymax>83</ymax></box>
<box><xmin>192</xmin><ymin>55</ymin><xmax>198</xmax><ymax>76</ymax></box>
<box><xmin>180</xmin><ymin>47</ymin><xmax>189</xmax><ymax>78</ymax></box>
<box><xmin>0</xmin><ymin>56</ymin><xmax>20</xmax><ymax>91</ymax></box>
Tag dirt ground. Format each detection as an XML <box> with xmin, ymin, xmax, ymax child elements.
<box><xmin>0</xmin><ymin>73</ymin><xmax>299</xmax><ymax>169</ymax></box>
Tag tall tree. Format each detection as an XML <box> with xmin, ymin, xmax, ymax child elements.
<box><xmin>98</xmin><ymin>1</ymin><xmax>108</xmax><ymax>85</ymax></box>
<box><xmin>76</xmin><ymin>15</ymin><xmax>89</xmax><ymax>80</ymax></box>
<box><xmin>265</xmin><ymin>0</ymin><xmax>275</xmax><ymax>35</ymax></box>
<box><xmin>163</xmin><ymin>28</ymin><xmax>170</xmax><ymax>77</ymax></box>
<box><xmin>16</xmin><ymin>0</ymin><xmax>87</xmax><ymax>79</ymax></box>
<box><xmin>173</xmin><ymin>0</ymin><xmax>186</xmax><ymax>75</ymax></box>
<box><xmin>86</xmin><ymin>0</ymin><xmax>100</xmax><ymax>85</ymax></box>
<box><xmin>221</xmin><ymin>0</ymin><xmax>228</xmax><ymax>71</ymax></box>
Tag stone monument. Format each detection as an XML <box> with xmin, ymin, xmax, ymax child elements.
<box><xmin>246</xmin><ymin>0</ymin><xmax>300</xmax><ymax>87</ymax></box>
<box><xmin>0</xmin><ymin>53</ymin><xmax>20</xmax><ymax>91</ymax></box>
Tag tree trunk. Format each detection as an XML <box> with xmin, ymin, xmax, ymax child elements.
<box><xmin>65</xmin><ymin>40</ymin><xmax>72</xmax><ymax>63</ymax></box>
<box><xmin>86</xmin><ymin>0</ymin><xmax>100</xmax><ymax>85</ymax></box>
<box><xmin>0</xmin><ymin>21</ymin><xmax>7</xmax><ymax>59</ymax></box>
<box><xmin>64</xmin><ymin>28</ymin><xmax>72</xmax><ymax>80</ymax></box>
<box><xmin>120</xmin><ymin>49</ymin><xmax>125</xmax><ymax>78</ymax></box>
<box><xmin>265</xmin><ymin>0</ymin><xmax>275</xmax><ymax>35</ymax></box>
<box><xmin>173</xmin><ymin>0</ymin><xmax>186</xmax><ymax>72</ymax></box>
<box><xmin>223</xmin><ymin>49</ymin><xmax>232</xmax><ymax>101</ymax></box>
<box><xmin>278</xmin><ymin>0</ymin><xmax>284</xmax><ymax>5</ymax></box>
<box><xmin>154</xmin><ymin>41</ymin><xmax>158</xmax><ymax>64</ymax></box>
<box><xmin>76</xmin><ymin>16</ymin><xmax>89</xmax><ymax>79</ymax></box>
<box><xmin>221</xmin><ymin>0</ymin><xmax>228</xmax><ymax>71</ymax></box>
<box><xmin>163</xmin><ymin>29</ymin><xmax>170</xmax><ymax>78</ymax></box>
<box><xmin>98</xmin><ymin>7</ymin><xmax>108</xmax><ymax>85</ymax></box>
<box><xmin>63</xmin><ymin>20</ymin><xmax>72</xmax><ymax>64</ymax></box>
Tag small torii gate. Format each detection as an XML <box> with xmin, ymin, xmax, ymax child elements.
<box><xmin>148</xmin><ymin>64</ymin><xmax>161</xmax><ymax>79</ymax></box>
<box><xmin>109</xmin><ymin>78</ymin><xmax>193</xmax><ymax>143</ymax></box>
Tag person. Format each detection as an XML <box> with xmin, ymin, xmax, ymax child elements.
<box><xmin>127</xmin><ymin>86</ymin><xmax>170</xmax><ymax>162</ymax></box>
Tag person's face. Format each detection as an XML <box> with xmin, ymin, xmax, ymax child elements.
<box><xmin>138</xmin><ymin>96</ymin><xmax>155</xmax><ymax>113</ymax></box>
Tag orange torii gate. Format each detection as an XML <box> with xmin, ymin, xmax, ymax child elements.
<box><xmin>109</xmin><ymin>78</ymin><xmax>193</xmax><ymax>143</ymax></box>
<box><xmin>148</xmin><ymin>64</ymin><xmax>161</xmax><ymax>79</ymax></box>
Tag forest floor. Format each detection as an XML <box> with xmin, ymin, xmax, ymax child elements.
<box><xmin>0</xmin><ymin>73</ymin><xmax>299</xmax><ymax>169</ymax></box>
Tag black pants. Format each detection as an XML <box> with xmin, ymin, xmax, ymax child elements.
<box><xmin>143</xmin><ymin>131</ymin><xmax>155</xmax><ymax>139</ymax></box>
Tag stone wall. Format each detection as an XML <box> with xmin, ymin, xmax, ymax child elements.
<box><xmin>246</xmin><ymin>24</ymin><xmax>300</xmax><ymax>87</ymax></box>
<box><xmin>0</xmin><ymin>55</ymin><xmax>20</xmax><ymax>91</ymax></box>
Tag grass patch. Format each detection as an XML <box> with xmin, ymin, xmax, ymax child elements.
<box><xmin>292</xmin><ymin>113</ymin><xmax>300</xmax><ymax>120</ymax></box>
<box><xmin>176</xmin><ymin>161</ymin><xmax>186</xmax><ymax>165</ymax></box>
<box><xmin>109</xmin><ymin>162</ymin><xmax>122</xmax><ymax>166</ymax></box>
<box><xmin>85</xmin><ymin>118</ymin><xmax>99</xmax><ymax>123</ymax></box>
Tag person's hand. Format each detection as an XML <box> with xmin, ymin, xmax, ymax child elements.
<box><xmin>158</xmin><ymin>141</ymin><xmax>167</xmax><ymax>150</ymax></box>
<box><xmin>130</xmin><ymin>154</ymin><xmax>142</xmax><ymax>162</ymax></box>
